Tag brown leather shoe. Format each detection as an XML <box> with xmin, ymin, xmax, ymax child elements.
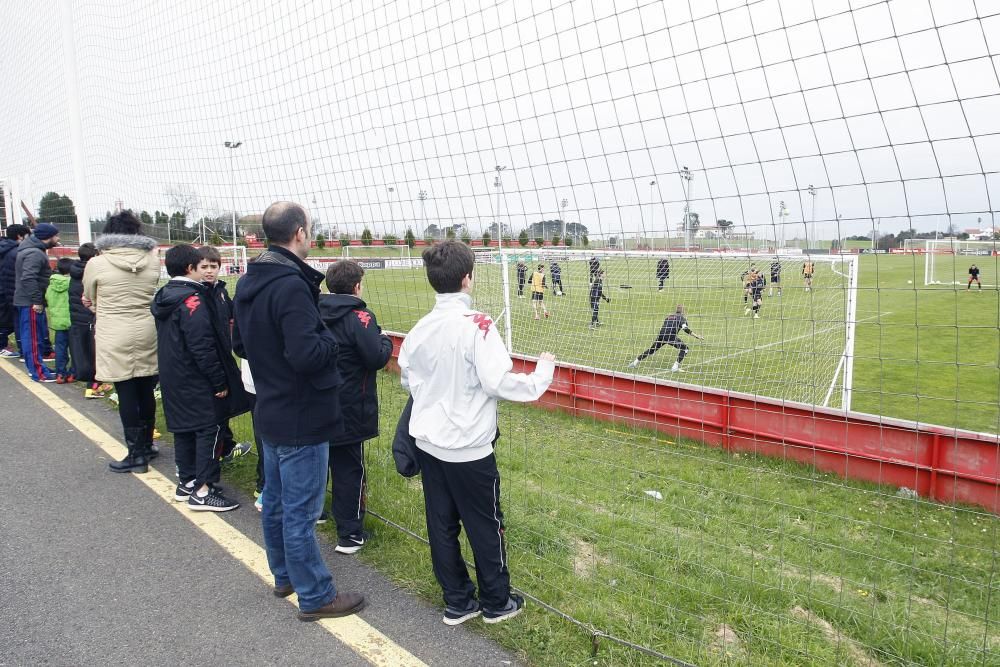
<box><xmin>273</xmin><ymin>584</ymin><xmax>294</xmax><ymax>598</ymax></box>
<box><xmin>297</xmin><ymin>592</ymin><xmax>366</xmax><ymax>621</ymax></box>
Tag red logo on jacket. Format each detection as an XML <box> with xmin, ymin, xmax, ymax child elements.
<box><xmin>355</xmin><ymin>310</ymin><xmax>371</xmax><ymax>328</ymax></box>
<box><xmin>184</xmin><ymin>295</ymin><xmax>201</xmax><ymax>315</ymax></box>
<box><xmin>464</xmin><ymin>312</ymin><xmax>493</xmax><ymax>338</ymax></box>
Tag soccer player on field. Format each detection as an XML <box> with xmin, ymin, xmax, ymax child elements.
<box><xmin>550</xmin><ymin>261</ymin><xmax>564</xmax><ymax>296</ymax></box>
<box><xmin>588</xmin><ymin>269</ymin><xmax>611</xmax><ymax>328</ymax></box>
<box><xmin>627</xmin><ymin>304</ymin><xmax>703</xmax><ymax>372</ymax></box>
<box><xmin>968</xmin><ymin>264</ymin><xmax>982</xmax><ymax>290</ymax></box>
<box><xmin>744</xmin><ymin>268</ymin><xmax>765</xmax><ymax>319</ymax></box>
<box><xmin>769</xmin><ymin>259</ymin><xmax>782</xmax><ymax>296</ymax></box>
<box><xmin>589</xmin><ymin>256</ymin><xmax>601</xmax><ymax>284</ymax></box>
<box><xmin>740</xmin><ymin>266</ymin><xmax>756</xmax><ymax>306</ymax></box>
<box><xmin>802</xmin><ymin>259</ymin><xmax>815</xmax><ymax>291</ymax></box>
<box><xmin>530</xmin><ymin>264</ymin><xmax>549</xmax><ymax>320</ymax></box>
<box><xmin>656</xmin><ymin>258</ymin><xmax>670</xmax><ymax>291</ymax></box>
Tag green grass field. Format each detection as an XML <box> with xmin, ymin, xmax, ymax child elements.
<box><xmin>356</xmin><ymin>252</ymin><xmax>999</xmax><ymax>434</ymax></box>
<box><xmin>215</xmin><ymin>249</ymin><xmax>999</xmax><ymax>665</ymax></box>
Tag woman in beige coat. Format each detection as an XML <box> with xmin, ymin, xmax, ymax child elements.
<box><xmin>83</xmin><ymin>211</ymin><xmax>160</xmax><ymax>473</ymax></box>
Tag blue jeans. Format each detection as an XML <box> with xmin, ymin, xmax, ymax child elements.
<box><xmin>260</xmin><ymin>441</ymin><xmax>337</xmax><ymax>611</ymax></box>
<box><xmin>54</xmin><ymin>329</ymin><xmax>74</xmax><ymax>376</ymax></box>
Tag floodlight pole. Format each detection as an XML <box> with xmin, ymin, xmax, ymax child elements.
<box><xmin>807</xmin><ymin>184</ymin><xmax>817</xmax><ymax>248</ymax></box>
<box><xmin>680</xmin><ymin>167</ymin><xmax>693</xmax><ymax>250</ymax></box>
<box><xmin>418</xmin><ymin>190</ymin><xmax>428</xmax><ymax>238</ymax></box>
<box><xmin>224</xmin><ymin>140</ymin><xmax>242</xmax><ymax>245</ymax></box>
<box><xmin>777</xmin><ymin>201</ymin><xmax>788</xmax><ymax>252</ymax></box>
<box><xmin>561</xmin><ymin>197</ymin><xmax>568</xmax><ymax>246</ymax></box>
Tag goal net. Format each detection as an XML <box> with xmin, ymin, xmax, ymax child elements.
<box><xmin>342</xmin><ymin>243</ymin><xmax>410</xmax><ymax>261</ymax></box>
<box><xmin>923</xmin><ymin>239</ymin><xmax>999</xmax><ymax>287</ymax></box>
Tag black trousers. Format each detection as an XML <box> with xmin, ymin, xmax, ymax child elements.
<box><xmin>328</xmin><ymin>442</ymin><xmax>366</xmax><ymax>538</ymax></box>
<box><xmin>637</xmin><ymin>335</ymin><xmax>687</xmax><ymax>363</ymax></box>
<box><xmin>174</xmin><ymin>425</ymin><xmax>222</xmax><ymax>489</ymax></box>
<box><xmin>516</xmin><ymin>277</ymin><xmax>525</xmax><ymax>296</ymax></box>
<box><xmin>416</xmin><ymin>449</ymin><xmax>509</xmax><ymax>610</ymax></box>
<box><xmin>68</xmin><ymin>324</ymin><xmax>96</xmax><ymax>383</ymax></box>
<box><xmin>114</xmin><ymin>375</ymin><xmax>159</xmax><ymax>432</ymax></box>
<box><xmin>0</xmin><ymin>301</ymin><xmax>14</xmax><ymax>350</ymax></box>
<box><xmin>590</xmin><ymin>298</ymin><xmax>601</xmax><ymax>323</ymax></box>
<box><xmin>552</xmin><ymin>277</ymin><xmax>563</xmax><ymax>293</ymax></box>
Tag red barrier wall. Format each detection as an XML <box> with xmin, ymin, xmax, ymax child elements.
<box><xmin>385</xmin><ymin>333</ymin><xmax>1000</xmax><ymax>514</ymax></box>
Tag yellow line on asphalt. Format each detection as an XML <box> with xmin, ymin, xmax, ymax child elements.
<box><xmin>0</xmin><ymin>361</ymin><xmax>426</xmax><ymax>667</ymax></box>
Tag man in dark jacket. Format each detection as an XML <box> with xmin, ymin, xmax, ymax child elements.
<box><xmin>232</xmin><ymin>201</ymin><xmax>365</xmax><ymax>621</ymax></box>
<box><xmin>319</xmin><ymin>260</ymin><xmax>393</xmax><ymax>554</ymax></box>
<box><xmin>0</xmin><ymin>224</ymin><xmax>30</xmax><ymax>356</ymax></box>
<box><xmin>68</xmin><ymin>243</ymin><xmax>98</xmax><ymax>385</ymax></box>
<box><xmin>656</xmin><ymin>257</ymin><xmax>670</xmax><ymax>291</ymax></box>
<box><xmin>13</xmin><ymin>223</ymin><xmax>60</xmax><ymax>381</ymax></box>
<box><xmin>152</xmin><ymin>244</ymin><xmax>249</xmax><ymax>504</ymax></box>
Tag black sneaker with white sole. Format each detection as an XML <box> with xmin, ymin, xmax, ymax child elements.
<box><xmin>187</xmin><ymin>488</ymin><xmax>239</xmax><ymax>512</ymax></box>
<box><xmin>334</xmin><ymin>531</ymin><xmax>369</xmax><ymax>554</ymax></box>
<box><xmin>174</xmin><ymin>481</ymin><xmax>195</xmax><ymax>502</ymax></box>
<box><xmin>482</xmin><ymin>594</ymin><xmax>524</xmax><ymax>624</ymax></box>
<box><xmin>443</xmin><ymin>599</ymin><xmax>481</xmax><ymax>626</ymax></box>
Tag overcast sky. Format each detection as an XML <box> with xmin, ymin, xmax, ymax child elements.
<box><xmin>2</xmin><ymin>0</ymin><xmax>999</xmax><ymax>242</ymax></box>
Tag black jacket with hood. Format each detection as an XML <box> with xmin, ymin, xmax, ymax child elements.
<box><xmin>0</xmin><ymin>238</ymin><xmax>19</xmax><ymax>304</ymax></box>
<box><xmin>68</xmin><ymin>259</ymin><xmax>95</xmax><ymax>328</ymax></box>
<box><xmin>318</xmin><ymin>293</ymin><xmax>393</xmax><ymax>446</ymax></box>
<box><xmin>12</xmin><ymin>234</ymin><xmax>51</xmax><ymax>307</ymax></box>
<box><xmin>232</xmin><ymin>245</ymin><xmax>343</xmax><ymax>446</ymax></box>
<box><xmin>151</xmin><ymin>277</ymin><xmax>249</xmax><ymax>432</ymax></box>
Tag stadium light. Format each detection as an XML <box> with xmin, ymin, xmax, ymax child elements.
<box><xmin>494</xmin><ymin>165</ymin><xmax>507</xmax><ymax>240</ymax></box>
<box><xmin>648</xmin><ymin>180</ymin><xmax>656</xmax><ymax>249</ymax></box>
<box><xmin>807</xmin><ymin>184</ymin><xmax>817</xmax><ymax>248</ymax></box>
<box><xmin>680</xmin><ymin>167</ymin><xmax>693</xmax><ymax>250</ymax></box>
<box><xmin>561</xmin><ymin>197</ymin><xmax>569</xmax><ymax>245</ymax></box>
<box><xmin>224</xmin><ymin>140</ymin><xmax>242</xmax><ymax>245</ymax></box>
<box><xmin>418</xmin><ymin>189</ymin><xmax>429</xmax><ymax>238</ymax></box>
<box><xmin>777</xmin><ymin>201</ymin><xmax>789</xmax><ymax>251</ymax></box>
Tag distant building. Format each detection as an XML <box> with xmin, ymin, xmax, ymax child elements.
<box><xmin>694</xmin><ymin>226</ymin><xmax>754</xmax><ymax>240</ymax></box>
<box><xmin>964</xmin><ymin>227</ymin><xmax>997</xmax><ymax>240</ymax></box>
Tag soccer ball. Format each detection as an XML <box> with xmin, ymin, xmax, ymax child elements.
<box><xmin>907</xmin><ymin>280</ymin><xmax>913</xmax><ymax>284</ymax></box>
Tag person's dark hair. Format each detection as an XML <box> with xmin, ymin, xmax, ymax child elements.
<box><xmin>5</xmin><ymin>224</ymin><xmax>30</xmax><ymax>240</ymax></box>
<box><xmin>326</xmin><ymin>259</ymin><xmax>365</xmax><ymax>295</ymax></box>
<box><xmin>537</xmin><ymin>264</ymin><xmax>544</xmax><ymax>271</ymax></box>
<box><xmin>197</xmin><ymin>245</ymin><xmax>222</xmax><ymax>265</ymax></box>
<box><xmin>262</xmin><ymin>201</ymin><xmax>308</xmax><ymax>245</ymax></box>
<box><xmin>56</xmin><ymin>257</ymin><xmax>73</xmax><ymax>275</ymax></box>
<box><xmin>78</xmin><ymin>242</ymin><xmax>97</xmax><ymax>262</ymax></box>
<box><xmin>103</xmin><ymin>210</ymin><xmax>142</xmax><ymax>235</ymax></box>
<box><xmin>422</xmin><ymin>240</ymin><xmax>474</xmax><ymax>293</ymax></box>
<box><xmin>164</xmin><ymin>244</ymin><xmax>202</xmax><ymax>278</ymax></box>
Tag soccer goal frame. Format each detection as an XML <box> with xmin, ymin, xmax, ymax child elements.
<box><xmin>213</xmin><ymin>245</ymin><xmax>248</xmax><ymax>276</ymax></box>
<box><xmin>922</xmin><ymin>239</ymin><xmax>998</xmax><ymax>286</ymax></box>
<box><xmin>342</xmin><ymin>243</ymin><xmax>411</xmax><ymax>260</ymax></box>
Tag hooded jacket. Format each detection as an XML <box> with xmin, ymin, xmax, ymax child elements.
<box><xmin>232</xmin><ymin>245</ymin><xmax>343</xmax><ymax>446</ymax></box>
<box><xmin>44</xmin><ymin>274</ymin><xmax>71</xmax><ymax>330</ymax></box>
<box><xmin>12</xmin><ymin>235</ymin><xmax>52</xmax><ymax>307</ymax></box>
<box><xmin>68</xmin><ymin>259</ymin><xmax>95</xmax><ymax>328</ymax></box>
<box><xmin>151</xmin><ymin>277</ymin><xmax>249</xmax><ymax>432</ymax></box>
<box><xmin>318</xmin><ymin>293</ymin><xmax>393</xmax><ymax>446</ymax></box>
<box><xmin>82</xmin><ymin>234</ymin><xmax>160</xmax><ymax>382</ymax></box>
<box><xmin>0</xmin><ymin>238</ymin><xmax>19</xmax><ymax>303</ymax></box>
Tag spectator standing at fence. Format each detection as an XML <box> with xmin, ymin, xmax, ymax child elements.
<box><xmin>398</xmin><ymin>240</ymin><xmax>556</xmax><ymax>626</ymax></box>
<box><xmin>0</xmin><ymin>224</ymin><xmax>30</xmax><ymax>357</ymax></box>
<box><xmin>152</xmin><ymin>244</ymin><xmax>248</xmax><ymax>511</ymax></box>
<box><xmin>69</xmin><ymin>243</ymin><xmax>100</xmax><ymax>395</ymax></box>
<box><xmin>233</xmin><ymin>201</ymin><xmax>365</xmax><ymax>620</ymax></box>
<box><xmin>318</xmin><ymin>260</ymin><xmax>394</xmax><ymax>554</ymax></box>
<box><xmin>198</xmin><ymin>246</ymin><xmax>252</xmax><ymax>463</ymax></box>
<box><xmin>83</xmin><ymin>211</ymin><xmax>160</xmax><ymax>473</ymax></box>
<box><xmin>45</xmin><ymin>258</ymin><xmax>75</xmax><ymax>383</ymax></box>
<box><xmin>13</xmin><ymin>222</ymin><xmax>60</xmax><ymax>382</ymax></box>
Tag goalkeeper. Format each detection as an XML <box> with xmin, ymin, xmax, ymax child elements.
<box><xmin>627</xmin><ymin>304</ymin><xmax>703</xmax><ymax>372</ymax></box>
<box><xmin>588</xmin><ymin>269</ymin><xmax>611</xmax><ymax>328</ymax></box>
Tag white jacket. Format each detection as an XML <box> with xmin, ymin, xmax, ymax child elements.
<box><xmin>399</xmin><ymin>292</ymin><xmax>554</xmax><ymax>462</ymax></box>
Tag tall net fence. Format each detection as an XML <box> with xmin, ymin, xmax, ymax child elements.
<box><xmin>2</xmin><ymin>1</ymin><xmax>999</xmax><ymax>664</ymax></box>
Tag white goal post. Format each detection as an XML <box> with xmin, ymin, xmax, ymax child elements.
<box><xmin>921</xmin><ymin>239</ymin><xmax>998</xmax><ymax>286</ymax></box>
<box><xmin>342</xmin><ymin>243</ymin><xmax>411</xmax><ymax>260</ymax></box>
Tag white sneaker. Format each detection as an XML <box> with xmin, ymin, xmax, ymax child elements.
<box><xmin>627</xmin><ymin>359</ymin><xmax>639</xmax><ymax>369</ymax></box>
<box><xmin>0</xmin><ymin>348</ymin><xmax>18</xmax><ymax>358</ymax></box>
<box><xmin>753</xmin><ymin>313</ymin><xmax>760</xmax><ymax>319</ymax></box>
<box><xmin>744</xmin><ymin>307</ymin><xmax>751</xmax><ymax>315</ymax></box>
<box><xmin>671</xmin><ymin>362</ymin><xmax>680</xmax><ymax>372</ymax></box>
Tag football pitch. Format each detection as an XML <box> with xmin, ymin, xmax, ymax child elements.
<box><xmin>358</xmin><ymin>252</ymin><xmax>1000</xmax><ymax>435</ymax></box>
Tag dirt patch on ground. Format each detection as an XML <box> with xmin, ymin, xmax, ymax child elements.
<box><xmin>571</xmin><ymin>538</ymin><xmax>610</xmax><ymax>577</ymax></box>
<box><xmin>791</xmin><ymin>606</ymin><xmax>883</xmax><ymax>667</ymax></box>
<box><xmin>710</xmin><ymin>624</ymin><xmax>742</xmax><ymax>657</ymax></box>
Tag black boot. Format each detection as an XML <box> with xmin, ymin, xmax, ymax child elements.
<box><xmin>109</xmin><ymin>427</ymin><xmax>149</xmax><ymax>473</ymax></box>
<box><xmin>139</xmin><ymin>419</ymin><xmax>159</xmax><ymax>461</ymax></box>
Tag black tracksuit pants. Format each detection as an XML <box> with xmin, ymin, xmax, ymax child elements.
<box><xmin>68</xmin><ymin>323</ymin><xmax>96</xmax><ymax>383</ymax></box>
<box><xmin>416</xmin><ymin>448</ymin><xmax>509</xmax><ymax>610</ymax></box>
<box><xmin>328</xmin><ymin>442</ymin><xmax>366</xmax><ymax>538</ymax></box>
<box><xmin>174</xmin><ymin>425</ymin><xmax>222</xmax><ymax>490</ymax></box>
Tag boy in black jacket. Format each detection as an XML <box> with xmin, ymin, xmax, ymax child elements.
<box><xmin>318</xmin><ymin>260</ymin><xmax>393</xmax><ymax>553</ymax></box>
<box><xmin>69</xmin><ymin>243</ymin><xmax>99</xmax><ymax>392</ymax></box>
<box><xmin>151</xmin><ymin>244</ymin><xmax>249</xmax><ymax>512</ymax></box>
<box><xmin>198</xmin><ymin>246</ymin><xmax>252</xmax><ymax>463</ymax></box>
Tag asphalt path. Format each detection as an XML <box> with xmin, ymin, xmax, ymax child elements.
<box><xmin>0</xmin><ymin>360</ymin><xmax>520</xmax><ymax>666</ymax></box>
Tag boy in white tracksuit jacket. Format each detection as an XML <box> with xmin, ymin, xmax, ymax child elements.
<box><xmin>398</xmin><ymin>241</ymin><xmax>555</xmax><ymax>626</ymax></box>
